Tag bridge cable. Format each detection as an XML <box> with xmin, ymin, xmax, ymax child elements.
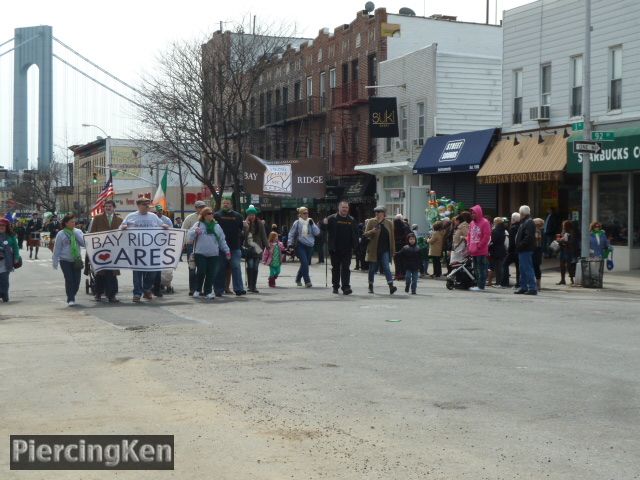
<box><xmin>53</xmin><ymin>36</ymin><xmax>143</xmax><ymax>96</ymax></box>
<box><xmin>0</xmin><ymin>35</ymin><xmax>40</xmax><ymax>59</ymax></box>
<box><xmin>0</xmin><ymin>37</ymin><xmax>14</xmax><ymax>49</ymax></box>
<box><xmin>52</xmin><ymin>54</ymin><xmax>142</xmax><ymax>108</ymax></box>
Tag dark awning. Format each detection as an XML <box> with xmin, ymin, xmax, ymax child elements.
<box><xmin>413</xmin><ymin>128</ymin><xmax>498</xmax><ymax>174</ymax></box>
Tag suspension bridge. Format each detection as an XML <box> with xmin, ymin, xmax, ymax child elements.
<box><xmin>0</xmin><ymin>26</ymin><xmax>141</xmax><ymax>171</ymax></box>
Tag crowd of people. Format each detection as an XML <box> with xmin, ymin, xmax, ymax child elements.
<box><xmin>0</xmin><ymin>198</ymin><xmax>614</xmax><ymax>305</ymax></box>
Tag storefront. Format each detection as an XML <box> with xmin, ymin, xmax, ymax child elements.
<box><xmin>477</xmin><ymin>132</ymin><xmax>572</xmax><ymax>219</ymax></box>
<box><xmin>567</xmin><ymin>126</ymin><xmax>640</xmax><ymax>271</ymax></box>
<box><xmin>413</xmin><ymin>128</ymin><xmax>499</xmax><ymax>217</ymax></box>
<box><xmin>331</xmin><ymin>173</ymin><xmax>383</xmax><ymax>222</ymax></box>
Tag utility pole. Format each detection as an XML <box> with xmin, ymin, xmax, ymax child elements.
<box><xmin>581</xmin><ymin>0</ymin><xmax>592</xmax><ymax>260</ymax></box>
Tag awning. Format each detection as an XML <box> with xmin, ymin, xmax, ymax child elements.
<box><xmin>354</xmin><ymin>161</ymin><xmax>412</xmax><ymax>175</ymax></box>
<box><xmin>325</xmin><ymin>175</ymin><xmax>375</xmax><ymax>203</ymax></box>
<box><xmin>412</xmin><ymin>128</ymin><xmax>498</xmax><ymax>174</ymax></box>
<box><xmin>477</xmin><ymin>133</ymin><xmax>567</xmax><ymax>184</ymax></box>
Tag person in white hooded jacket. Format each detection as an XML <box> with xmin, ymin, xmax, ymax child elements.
<box><xmin>187</xmin><ymin>207</ymin><xmax>230</xmax><ymax>299</ymax></box>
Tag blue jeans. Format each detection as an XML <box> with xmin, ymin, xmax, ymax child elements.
<box><xmin>472</xmin><ymin>256</ymin><xmax>488</xmax><ymax>289</ymax></box>
<box><xmin>133</xmin><ymin>270</ymin><xmax>155</xmax><ymax>297</ymax></box>
<box><xmin>214</xmin><ymin>249</ymin><xmax>243</xmax><ymax>294</ymax></box>
<box><xmin>60</xmin><ymin>260</ymin><xmax>82</xmax><ymax>302</ymax></box>
<box><xmin>296</xmin><ymin>244</ymin><xmax>314</xmax><ymax>284</ymax></box>
<box><xmin>368</xmin><ymin>251</ymin><xmax>394</xmax><ymax>284</ymax></box>
<box><xmin>405</xmin><ymin>269</ymin><xmax>418</xmax><ymax>292</ymax></box>
<box><xmin>518</xmin><ymin>251</ymin><xmax>537</xmax><ymax>292</ymax></box>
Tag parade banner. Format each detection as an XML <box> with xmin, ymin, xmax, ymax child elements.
<box><xmin>369</xmin><ymin>97</ymin><xmax>399</xmax><ymax>138</ymax></box>
<box><xmin>243</xmin><ymin>154</ymin><xmax>326</xmax><ymax>198</ymax></box>
<box><xmin>84</xmin><ymin>228</ymin><xmax>185</xmax><ymax>273</ymax></box>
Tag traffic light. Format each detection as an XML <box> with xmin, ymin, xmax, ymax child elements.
<box><xmin>92</xmin><ymin>173</ymin><xmax>98</xmax><ymax>184</ymax></box>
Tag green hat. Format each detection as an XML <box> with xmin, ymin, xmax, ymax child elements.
<box><xmin>246</xmin><ymin>204</ymin><xmax>258</xmax><ymax>215</ymax></box>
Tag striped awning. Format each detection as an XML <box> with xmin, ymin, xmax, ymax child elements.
<box><xmin>477</xmin><ymin>133</ymin><xmax>567</xmax><ymax>184</ymax></box>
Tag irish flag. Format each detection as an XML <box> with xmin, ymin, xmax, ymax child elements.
<box><xmin>152</xmin><ymin>167</ymin><xmax>168</xmax><ymax>210</ymax></box>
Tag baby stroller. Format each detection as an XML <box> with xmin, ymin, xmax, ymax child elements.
<box><xmin>445</xmin><ymin>257</ymin><xmax>476</xmax><ymax>290</ymax></box>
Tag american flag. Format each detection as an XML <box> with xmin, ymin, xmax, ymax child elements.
<box><xmin>91</xmin><ymin>173</ymin><xmax>115</xmax><ymax>217</ymax></box>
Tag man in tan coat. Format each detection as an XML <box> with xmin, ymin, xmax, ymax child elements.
<box><xmin>88</xmin><ymin>199</ymin><xmax>122</xmax><ymax>302</ymax></box>
<box><xmin>364</xmin><ymin>206</ymin><xmax>397</xmax><ymax>295</ymax></box>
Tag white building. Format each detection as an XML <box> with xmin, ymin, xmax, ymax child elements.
<box><xmin>356</xmin><ymin>19</ymin><xmax>502</xmax><ymax>232</ymax></box>
<box><xmin>70</xmin><ymin>138</ymin><xmax>204</xmax><ymax>217</ymax></box>
<box><xmin>477</xmin><ymin>0</ymin><xmax>640</xmax><ymax>270</ymax></box>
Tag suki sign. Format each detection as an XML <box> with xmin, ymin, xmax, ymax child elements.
<box><xmin>85</xmin><ymin>228</ymin><xmax>185</xmax><ymax>272</ymax></box>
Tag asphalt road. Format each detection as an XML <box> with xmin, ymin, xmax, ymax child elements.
<box><xmin>1</xmin><ymin>248</ymin><xmax>639</xmax><ymax>479</ymax></box>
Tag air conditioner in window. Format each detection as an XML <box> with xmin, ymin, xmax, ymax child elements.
<box><xmin>530</xmin><ymin>105</ymin><xmax>550</xmax><ymax>121</ymax></box>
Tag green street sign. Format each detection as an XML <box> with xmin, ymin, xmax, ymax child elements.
<box><xmin>572</xmin><ymin>121</ymin><xmax>584</xmax><ymax>131</ymax></box>
<box><xmin>592</xmin><ymin>131</ymin><xmax>615</xmax><ymax>142</ymax></box>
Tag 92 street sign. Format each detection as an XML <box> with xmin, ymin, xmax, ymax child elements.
<box><xmin>573</xmin><ymin>141</ymin><xmax>603</xmax><ymax>154</ymax></box>
<box><xmin>591</xmin><ymin>131</ymin><xmax>615</xmax><ymax>142</ymax></box>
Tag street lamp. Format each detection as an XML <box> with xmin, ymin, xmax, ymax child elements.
<box><xmin>81</xmin><ymin>123</ymin><xmax>110</xmax><ymax>138</ymax></box>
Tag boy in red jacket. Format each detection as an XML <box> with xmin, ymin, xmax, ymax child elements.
<box><xmin>466</xmin><ymin>205</ymin><xmax>492</xmax><ymax>291</ymax></box>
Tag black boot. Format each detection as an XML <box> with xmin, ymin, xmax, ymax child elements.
<box><xmin>389</xmin><ymin>283</ymin><xmax>397</xmax><ymax>295</ymax></box>
<box><xmin>249</xmin><ymin>269</ymin><xmax>259</xmax><ymax>293</ymax></box>
<box><xmin>368</xmin><ymin>283</ymin><xmax>374</xmax><ymax>294</ymax></box>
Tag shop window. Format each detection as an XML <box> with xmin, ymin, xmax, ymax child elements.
<box><xmin>634</xmin><ymin>174</ymin><xmax>640</xmax><ymax>247</ymax></box>
<box><xmin>598</xmin><ymin>174</ymin><xmax>628</xmax><ymax>246</ymax></box>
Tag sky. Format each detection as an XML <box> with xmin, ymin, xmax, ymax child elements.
<box><xmin>0</xmin><ymin>0</ymin><xmax>535</xmax><ymax>169</ymax></box>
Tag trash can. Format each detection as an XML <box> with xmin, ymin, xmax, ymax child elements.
<box><xmin>581</xmin><ymin>257</ymin><xmax>604</xmax><ymax>288</ymax></box>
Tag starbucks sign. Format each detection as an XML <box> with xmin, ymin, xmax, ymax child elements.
<box><xmin>567</xmin><ymin>128</ymin><xmax>640</xmax><ymax>173</ymax></box>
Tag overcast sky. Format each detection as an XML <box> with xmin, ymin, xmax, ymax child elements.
<box><xmin>0</xmin><ymin>0</ymin><xmax>534</xmax><ymax>169</ymax></box>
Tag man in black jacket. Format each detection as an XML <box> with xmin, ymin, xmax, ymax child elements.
<box><xmin>325</xmin><ymin>201</ymin><xmax>358</xmax><ymax>295</ymax></box>
<box><xmin>514</xmin><ymin>205</ymin><xmax>537</xmax><ymax>295</ymax></box>
<box><xmin>214</xmin><ymin>197</ymin><xmax>246</xmax><ymax>296</ymax></box>
<box><xmin>501</xmin><ymin>212</ymin><xmax>521</xmax><ymax>288</ymax></box>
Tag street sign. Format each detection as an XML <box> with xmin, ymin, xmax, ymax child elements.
<box><xmin>572</xmin><ymin>121</ymin><xmax>584</xmax><ymax>131</ymax></box>
<box><xmin>573</xmin><ymin>141</ymin><xmax>602</xmax><ymax>154</ymax></box>
<box><xmin>591</xmin><ymin>131</ymin><xmax>615</xmax><ymax>142</ymax></box>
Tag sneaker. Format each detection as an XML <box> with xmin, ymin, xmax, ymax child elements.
<box><xmin>205</xmin><ymin>293</ymin><xmax>215</xmax><ymax>300</ymax></box>
<box><xmin>305</xmin><ymin>283</ymin><xmax>313</xmax><ymax>288</ymax></box>
<box><xmin>193</xmin><ymin>291</ymin><xmax>200</xmax><ymax>298</ymax></box>
<box><xmin>67</xmin><ymin>301</ymin><xmax>76</xmax><ymax>307</ymax></box>
<box><xmin>132</xmin><ymin>296</ymin><xmax>141</xmax><ymax>303</ymax></box>
<box><xmin>469</xmin><ymin>287</ymin><xmax>482</xmax><ymax>292</ymax></box>
<box><xmin>524</xmin><ymin>290</ymin><xmax>538</xmax><ymax>295</ymax></box>
<box><xmin>411</xmin><ymin>291</ymin><xmax>416</xmax><ymax>295</ymax></box>
<box><xmin>513</xmin><ymin>289</ymin><xmax>527</xmax><ymax>295</ymax></box>
<box><xmin>343</xmin><ymin>288</ymin><xmax>353</xmax><ymax>295</ymax></box>
<box><xmin>389</xmin><ymin>285</ymin><xmax>397</xmax><ymax>295</ymax></box>
<box><xmin>235</xmin><ymin>290</ymin><xmax>247</xmax><ymax>296</ymax></box>
<box><xmin>143</xmin><ymin>291</ymin><xmax>153</xmax><ymax>300</ymax></box>
<box><xmin>296</xmin><ymin>280</ymin><xmax>302</xmax><ymax>287</ymax></box>
<box><xmin>332</xmin><ymin>287</ymin><xmax>339</xmax><ymax>294</ymax></box>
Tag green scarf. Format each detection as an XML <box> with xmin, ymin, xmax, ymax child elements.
<box><xmin>63</xmin><ymin>227</ymin><xmax>81</xmax><ymax>260</ymax></box>
<box><xmin>202</xmin><ymin>220</ymin><xmax>220</xmax><ymax>241</ymax></box>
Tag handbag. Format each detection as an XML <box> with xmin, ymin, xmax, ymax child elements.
<box><xmin>549</xmin><ymin>240</ymin><xmax>560</xmax><ymax>253</ymax></box>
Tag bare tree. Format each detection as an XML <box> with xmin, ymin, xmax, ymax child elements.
<box><xmin>135</xmin><ymin>19</ymin><xmax>297</xmax><ymax>208</ymax></box>
<box><xmin>11</xmin><ymin>162</ymin><xmax>66</xmax><ymax>213</ymax></box>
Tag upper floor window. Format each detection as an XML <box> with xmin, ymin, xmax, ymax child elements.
<box><xmin>417</xmin><ymin>102</ymin><xmax>425</xmax><ymax>144</ymax></box>
<box><xmin>513</xmin><ymin>69</ymin><xmax>523</xmax><ymax>124</ymax></box>
<box><xmin>570</xmin><ymin>55</ymin><xmax>583</xmax><ymax>117</ymax></box>
<box><xmin>540</xmin><ymin>64</ymin><xmax>551</xmax><ymax>106</ymax></box>
<box><xmin>609</xmin><ymin>46</ymin><xmax>622</xmax><ymax>111</ymax></box>
<box><xmin>399</xmin><ymin>105</ymin><xmax>408</xmax><ymax>149</ymax></box>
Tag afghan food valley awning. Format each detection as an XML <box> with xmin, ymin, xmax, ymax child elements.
<box><xmin>477</xmin><ymin>133</ymin><xmax>567</xmax><ymax>184</ymax></box>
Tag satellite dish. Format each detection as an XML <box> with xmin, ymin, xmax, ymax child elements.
<box><xmin>364</xmin><ymin>1</ymin><xmax>375</xmax><ymax>13</ymax></box>
<box><xmin>399</xmin><ymin>7</ymin><xmax>416</xmax><ymax>16</ymax></box>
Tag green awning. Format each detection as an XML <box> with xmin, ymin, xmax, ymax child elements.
<box><xmin>567</xmin><ymin>126</ymin><xmax>640</xmax><ymax>173</ymax></box>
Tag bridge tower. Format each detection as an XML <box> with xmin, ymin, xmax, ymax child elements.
<box><xmin>13</xmin><ymin>26</ymin><xmax>53</xmax><ymax>171</ymax></box>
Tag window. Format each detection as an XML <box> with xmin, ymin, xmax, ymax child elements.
<box><xmin>609</xmin><ymin>46</ymin><xmax>622</xmax><ymax>110</ymax></box>
<box><xmin>417</xmin><ymin>102</ymin><xmax>425</xmax><ymax>144</ymax></box>
<box><xmin>319</xmin><ymin>71</ymin><xmax>326</xmax><ymax>108</ymax></box>
<box><xmin>329</xmin><ymin>68</ymin><xmax>336</xmax><ymax>105</ymax></box>
<box><xmin>306</xmin><ymin>76</ymin><xmax>313</xmax><ymax>112</ymax></box>
<box><xmin>319</xmin><ymin>133</ymin><xmax>326</xmax><ymax>159</ymax></box>
<box><xmin>513</xmin><ymin>69</ymin><xmax>523</xmax><ymax>124</ymax></box>
<box><xmin>598</xmin><ymin>174</ymin><xmax>628</xmax><ymax>246</ymax></box>
<box><xmin>385</xmin><ymin>137</ymin><xmax>392</xmax><ymax>153</ymax></box>
<box><xmin>306</xmin><ymin>137</ymin><xmax>312</xmax><ymax>158</ymax></box>
<box><xmin>399</xmin><ymin>105</ymin><xmax>408</xmax><ymax>149</ymax></box>
<box><xmin>570</xmin><ymin>55</ymin><xmax>583</xmax><ymax>117</ymax></box>
<box><xmin>329</xmin><ymin>132</ymin><xmax>336</xmax><ymax>170</ymax></box>
<box><xmin>383</xmin><ymin>175</ymin><xmax>404</xmax><ymax>215</ymax></box>
<box><xmin>541</xmin><ymin>64</ymin><xmax>551</xmax><ymax>106</ymax></box>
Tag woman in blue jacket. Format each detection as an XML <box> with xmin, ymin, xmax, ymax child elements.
<box><xmin>288</xmin><ymin>207</ymin><xmax>320</xmax><ymax>288</ymax></box>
